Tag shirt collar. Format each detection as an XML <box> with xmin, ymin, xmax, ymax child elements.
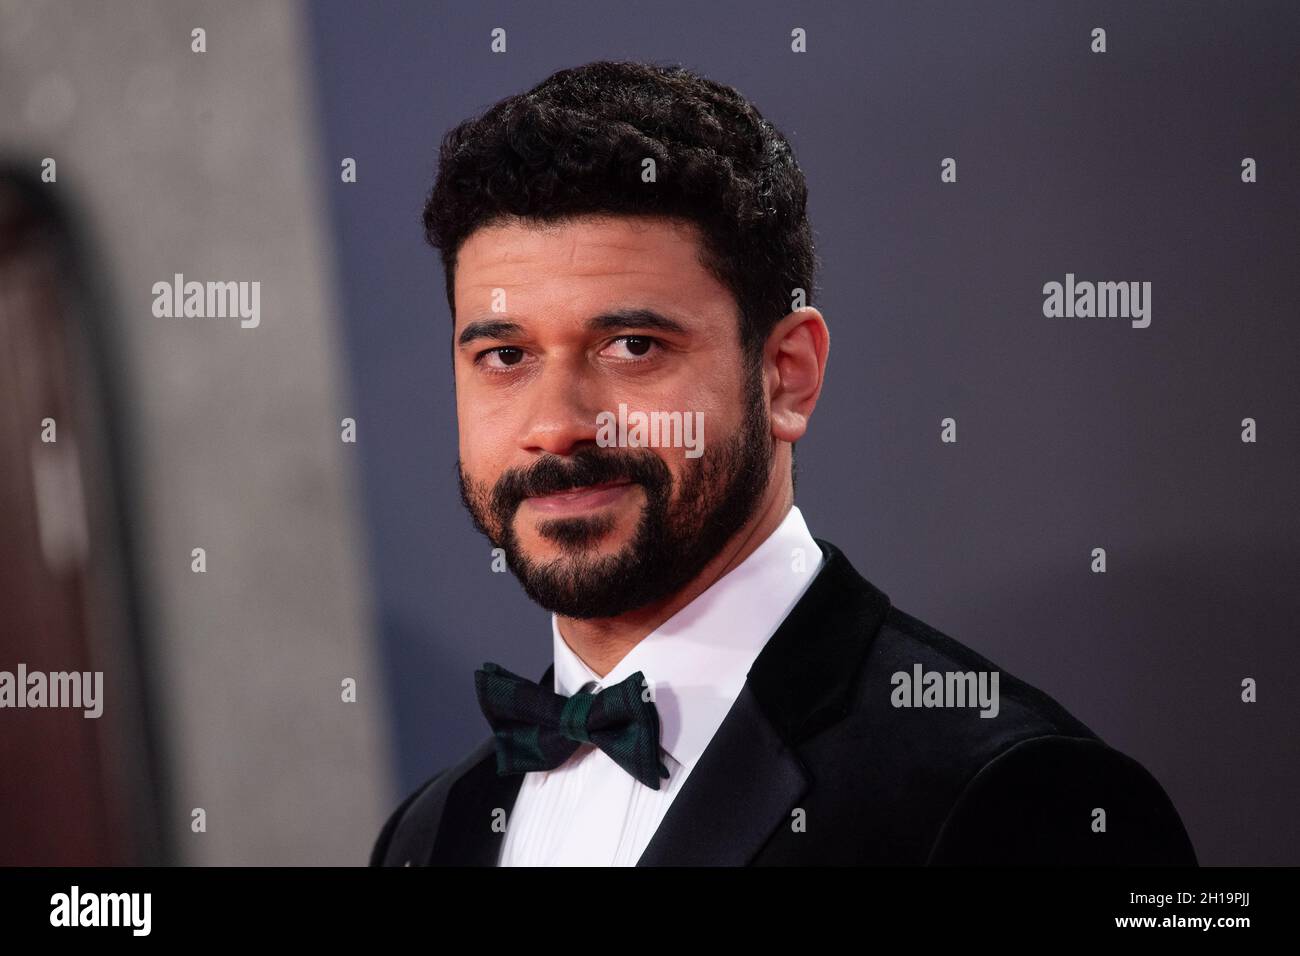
<box><xmin>550</xmin><ymin>504</ymin><xmax>824</xmax><ymax>773</ymax></box>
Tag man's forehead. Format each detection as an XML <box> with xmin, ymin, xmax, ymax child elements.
<box><xmin>452</xmin><ymin>215</ymin><xmax>732</xmax><ymax>326</ymax></box>
<box><xmin>455</xmin><ymin>214</ymin><xmax>705</xmax><ymax>278</ymax></box>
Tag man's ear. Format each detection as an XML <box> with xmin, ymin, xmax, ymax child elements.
<box><xmin>765</xmin><ymin>307</ymin><xmax>829</xmax><ymax>443</ymax></box>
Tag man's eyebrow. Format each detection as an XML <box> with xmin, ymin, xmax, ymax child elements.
<box><xmin>457</xmin><ymin>319</ymin><xmax>523</xmax><ymax>347</ymax></box>
<box><xmin>458</xmin><ymin>309</ymin><xmax>690</xmax><ymax>347</ymax></box>
<box><xmin>587</xmin><ymin>309</ymin><xmax>689</xmax><ymax>336</ymax></box>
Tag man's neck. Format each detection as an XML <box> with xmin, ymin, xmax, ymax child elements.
<box><xmin>555</xmin><ymin>480</ymin><xmax>795</xmax><ymax>677</ymax></box>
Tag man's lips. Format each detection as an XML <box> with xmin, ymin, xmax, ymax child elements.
<box><xmin>523</xmin><ymin>479</ymin><xmax>635</xmax><ymax>514</ymax></box>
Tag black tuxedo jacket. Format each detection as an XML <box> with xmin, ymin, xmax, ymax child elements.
<box><xmin>371</xmin><ymin>539</ymin><xmax>1197</xmax><ymax>865</ymax></box>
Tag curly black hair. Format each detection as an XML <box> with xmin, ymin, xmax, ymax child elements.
<box><xmin>423</xmin><ymin>59</ymin><xmax>817</xmax><ymax>362</ymax></box>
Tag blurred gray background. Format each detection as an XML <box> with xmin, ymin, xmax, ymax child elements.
<box><xmin>0</xmin><ymin>0</ymin><xmax>1295</xmax><ymax>865</ymax></box>
<box><xmin>0</xmin><ymin>0</ymin><xmax>391</xmax><ymax>865</ymax></box>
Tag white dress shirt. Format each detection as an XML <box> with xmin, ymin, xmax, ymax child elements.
<box><xmin>497</xmin><ymin>504</ymin><xmax>824</xmax><ymax>866</ymax></box>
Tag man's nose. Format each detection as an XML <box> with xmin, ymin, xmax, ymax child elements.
<box><xmin>517</xmin><ymin>365</ymin><xmax>603</xmax><ymax>457</ymax></box>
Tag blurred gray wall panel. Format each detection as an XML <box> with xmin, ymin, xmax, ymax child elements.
<box><xmin>0</xmin><ymin>0</ymin><xmax>395</xmax><ymax>864</ymax></box>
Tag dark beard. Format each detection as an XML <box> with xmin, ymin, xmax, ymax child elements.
<box><xmin>457</xmin><ymin>367</ymin><xmax>774</xmax><ymax>619</ymax></box>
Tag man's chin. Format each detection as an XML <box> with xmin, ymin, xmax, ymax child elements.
<box><xmin>505</xmin><ymin>548</ymin><xmax>648</xmax><ymax>619</ymax></box>
<box><xmin>513</xmin><ymin>534</ymin><xmax>629</xmax><ymax>564</ymax></box>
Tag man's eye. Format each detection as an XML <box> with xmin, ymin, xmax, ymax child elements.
<box><xmin>602</xmin><ymin>336</ymin><xmax>659</xmax><ymax>359</ymax></box>
<box><xmin>479</xmin><ymin>347</ymin><xmax>526</xmax><ymax>368</ymax></box>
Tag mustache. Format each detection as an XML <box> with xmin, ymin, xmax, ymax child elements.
<box><xmin>491</xmin><ymin>446</ymin><xmax>670</xmax><ymax>513</ymax></box>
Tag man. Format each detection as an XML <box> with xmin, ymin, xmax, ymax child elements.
<box><xmin>371</xmin><ymin>60</ymin><xmax>1196</xmax><ymax>866</ymax></box>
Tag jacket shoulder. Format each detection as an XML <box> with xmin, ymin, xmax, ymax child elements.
<box><xmin>806</xmin><ymin>538</ymin><xmax>1095</xmax><ymax>746</ymax></box>
<box><xmin>870</xmin><ymin>604</ymin><xmax>1098</xmax><ymax>739</ymax></box>
<box><xmin>369</xmin><ymin>737</ymin><xmax>496</xmax><ymax>866</ymax></box>
<box><xmin>817</xmin><ymin>551</ymin><xmax>1193</xmax><ymax>863</ymax></box>
<box><xmin>927</xmin><ymin>733</ymin><xmax>1198</xmax><ymax>864</ymax></box>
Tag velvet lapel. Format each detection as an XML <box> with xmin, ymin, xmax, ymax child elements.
<box><xmin>427</xmin><ymin>537</ymin><xmax>890</xmax><ymax>866</ymax></box>
<box><xmin>635</xmin><ymin>681</ymin><xmax>808</xmax><ymax>865</ymax></box>
<box><xmin>637</xmin><ymin>538</ymin><xmax>891</xmax><ymax>865</ymax></box>
<box><xmin>425</xmin><ymin>740</ymin><xmax>526</xmax><ymax>865</ymax></box>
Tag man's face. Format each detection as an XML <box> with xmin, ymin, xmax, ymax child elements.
<box><xmin>454</xmin><ymin>215</ymin><xmax>774</xmax><ymax>619</ymax></box>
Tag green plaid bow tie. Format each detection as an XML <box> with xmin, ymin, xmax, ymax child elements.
<box><xmin>474</xmin><ymin>661</ymin><xmax>671</xmax><ymax>790</ymax></box>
